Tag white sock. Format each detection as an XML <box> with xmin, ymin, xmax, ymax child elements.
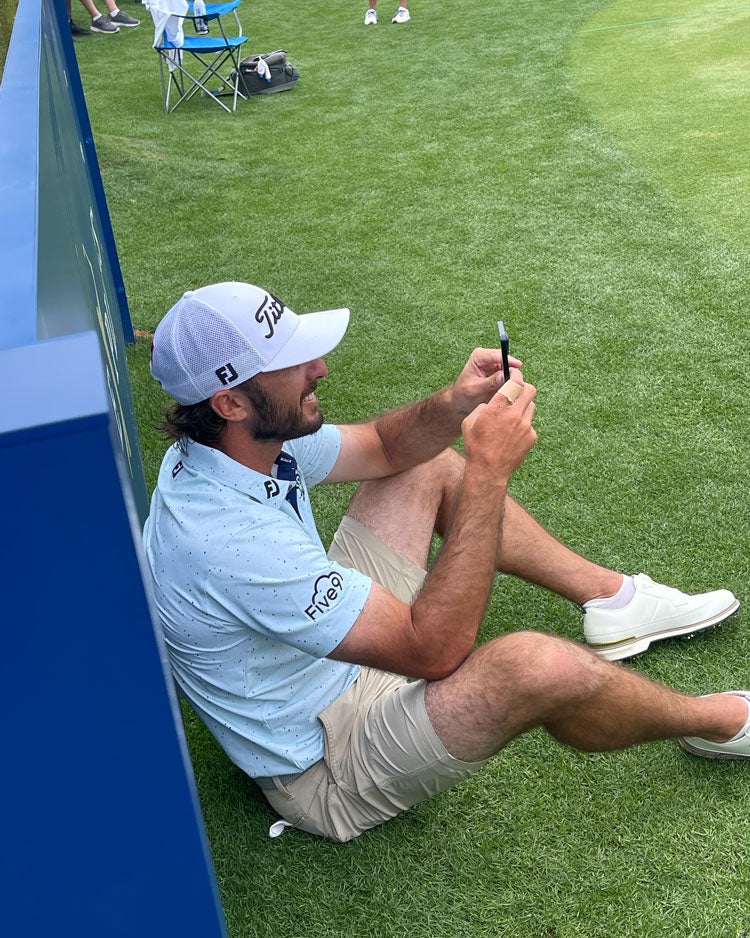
<box><xmin>582</xmin><ymin>575</ymin><xmax>636</xmax><ymax>611</ymax></box>
<box><xmin>111</xmin><ymin>7</ymin><xmax>119</xmax><ymax>15</ymax></box>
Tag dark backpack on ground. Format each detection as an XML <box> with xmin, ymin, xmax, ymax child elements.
<box><xmin>236</xmin><ymin>50</ymin><xmax>300</xmax><ymax>96</ymax></box>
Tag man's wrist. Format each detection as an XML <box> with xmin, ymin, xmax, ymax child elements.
<box><xmin>462</xmin><ymin>463</ymin><xmax>509</xmax><ymax>500</ymax></box>
<box><xmin>446</xmin><ymin>382</ymin><xmax>475</xmax><ymax>420</ymax></box>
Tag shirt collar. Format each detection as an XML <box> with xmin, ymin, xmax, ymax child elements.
<box><xmin>175</xmin><ymin>441</ymin><xmax>301</xmax><ymax>509</ymax></box>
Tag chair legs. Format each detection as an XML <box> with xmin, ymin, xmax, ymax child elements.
<box><xmin>157</xmin><ymin>47</ymin><xmax>247</xmax><ymax>113</ymax></box>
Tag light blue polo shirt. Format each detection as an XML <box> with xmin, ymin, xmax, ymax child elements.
<box><xmin>142</xmin><ymin>425</ymin><xmax>371</xmax><ymax>778</ymax></box>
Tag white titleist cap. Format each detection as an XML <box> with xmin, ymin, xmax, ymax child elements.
<box><xmin>151</xmin><ymin>282</ymin><xmax>350</xmax><ymax>404</ymax></box>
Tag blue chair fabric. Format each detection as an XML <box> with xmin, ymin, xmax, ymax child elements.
<box><xmin>148</xmin><ymin>0</ymin><xmax>249</xmax><ymax>113</ymax></box>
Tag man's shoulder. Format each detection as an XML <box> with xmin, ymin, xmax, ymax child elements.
<box><xmin>284</xmin><ymin>423</ymin><xmax>339</xmax><ymax>454</ymax></box>
<box><xmin>285</xmin><ymin>425</ymin><xmax>342</xmax><ymax>485</ymax></box>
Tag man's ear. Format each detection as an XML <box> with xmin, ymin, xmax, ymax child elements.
<box><xmin>210</xmin><ymin>389</ymin><xmax>250</xmax><ymax>422</ymax></box>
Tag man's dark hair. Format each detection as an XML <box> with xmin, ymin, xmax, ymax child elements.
<box><xmin>160</xmin><ymin>378</ymin><xmax>256</xmax><ymax>451</ymax></box>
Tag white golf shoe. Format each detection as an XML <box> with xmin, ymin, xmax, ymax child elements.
<box><xmin>679</xmin><ymin>691</ymin><xmax>750</xmax><ymax>760</ymax></box>
<box><xmin>392</xmin><ymin>7</ymin><xmax>410</xmax><ymax>23</ymax></box>
<box><xmin>364</xmin><ymin>9</ymin><xmax>377</xmax><ymax>24</ymax></box>
<box><xmin>584</xmin><ymin>573</ymin><xmax>739</xmax><ymax>661</ymax></box>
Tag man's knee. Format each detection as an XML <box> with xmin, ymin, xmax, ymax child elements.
<box><xmin>476</xmin><ymin>631</ymin><xmax>606</xmax><ymax>708</ymax></box>
<box><xmin>424</xmin><ymin>631</ymin><xmax>609</xmax><ymax>761</ymax></box>
<box><xmin>346</xmin><ymin>448</ymin><xmax>462</xmax><ymax>543</ymax></box>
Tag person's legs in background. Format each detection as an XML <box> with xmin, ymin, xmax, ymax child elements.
<box><xmin>74</xmin><ymin>0</ymin><xmax>140</xmax><ymax>34</ymax></box>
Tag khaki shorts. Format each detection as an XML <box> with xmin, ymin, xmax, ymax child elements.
<box><xmin>260</xmin><ymin>515</ymin><xmax>487</xmax><ymax>842</ymax></box>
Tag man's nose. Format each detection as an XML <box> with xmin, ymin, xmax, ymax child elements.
<box><xmin>308</xmin><ymin>358</ymin><xmax>328</xmax><ymax>380</ymax></box>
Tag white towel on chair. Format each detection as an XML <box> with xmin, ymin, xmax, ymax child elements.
<box><xmin>143</xmin><ymin>0</ymin><xmax>189</xmax><ymax>49</ymax></box>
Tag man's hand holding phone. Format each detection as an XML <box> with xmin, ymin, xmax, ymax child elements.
<box><xmin>451</xmin><ymin>321</ymin><xmax>522</xmax><ymax>415</ymax></box>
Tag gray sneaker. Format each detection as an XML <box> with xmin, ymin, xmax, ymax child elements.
<box><xmin>91</xmin><ymin>14</ymin><xmax>119</xmax><ymax>32</ymax></box>
<box><xmin>70</xmin><ymin>19</ymin><xmax>92</xmax><ymax>35</ymax></box>
<box><xmin>679</xmin><ymin>691</ymin><xmax>750</xmax><ymax>760</ymax></box>
<box><xmin>109</xmin><ymin>10</ymin><xmax>140</xmax><ymax>27</ymax></box>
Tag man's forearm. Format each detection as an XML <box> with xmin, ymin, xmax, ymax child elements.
<box><xmin>330</xmin><ymin>350</ymin><xmax>510</xmax><ymax>484</ymax></box>
<box><xmin>408</xmin><ymin>466</ymin><xmax>508</xmax><ymax>678</ymax></box>
<box><xmin>327</xmin><ymin>377</ymin><xmax>537</xmax><ymax>680</ymax></box>
<box><xmin>373</xmin><ymin>385</ymin><xmax>468</xmax><ymax>474</ymax></box>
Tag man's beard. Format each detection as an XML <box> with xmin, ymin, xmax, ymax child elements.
<box><xmin>242</xmin><ymin>380</ymin><xmax>324</xmax><ymax>442</ymax></box>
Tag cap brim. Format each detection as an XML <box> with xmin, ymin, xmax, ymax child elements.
<box><xmin>261</xmin><ymin>307</ymin><xmax>350</xmax><ymax>373</ymax></box>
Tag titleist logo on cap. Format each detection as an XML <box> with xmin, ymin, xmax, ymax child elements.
<box><xmin>255</xmin><ymin>294</ymin><xmax>285</xmax><ymax>339</ymax></box>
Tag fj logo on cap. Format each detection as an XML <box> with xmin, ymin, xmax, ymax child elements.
<box><xmin>215</xmin><ymin>362</ymin><xmax>239</xmax><ymax>385</ymax></box>
<box><xmin>255</xmin><ymin>294</ymin><xmax>285</xmax><ymax>339</ymax></box>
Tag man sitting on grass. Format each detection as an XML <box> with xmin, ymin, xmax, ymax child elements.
<box><xmin>143</xmin><ymin>281</ymin><xmax>745</xmax><ymax>843</ymax></box>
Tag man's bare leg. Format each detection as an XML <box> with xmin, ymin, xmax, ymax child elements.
<box><xmin>345</xmin><ymin>447</ymin><xmax>622</xmax><ymax>603</ymax></box>
<box><xmin>343</xmin><ymin>449</ymin><xmax>455</xmax><ymax>569</ymax></box>
<box><xmin>343</xmin><ymin>453</ymin><xmax>747</xmax><ymax>760</ymax></box>
<box><xmin>344</xmin><ymin>447</ymin><xmax>737</xmax><ymax>665</ymax></box>
<box><xmin>423</xmin><ymin>631</ymin><xmax>748</xmax><ymax>762</ymax></box>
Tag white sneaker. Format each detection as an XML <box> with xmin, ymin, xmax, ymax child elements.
<box><xmin>364</xmin><ymin>9</ymin><xmax>377</xmax><ymax>24</ymax></box>
<box><xmin>392</xmin><ymin>7</ymin><xmax>410</xmax><ymax>23</ymax></box>
<box><xmin>679</xmin><ymin>692</ymin><xmax>750</xmax><ymax>760</ymax></box>
<box><xmin>584</xmin><ymin>573</ymin><xmax>739</xmax><ymax>661</ymax></box>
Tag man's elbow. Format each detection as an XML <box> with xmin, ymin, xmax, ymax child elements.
<box><xmin>412</xmin><ymin>644</ymin><xmax>473</xmax><ymax>682</ymax></box>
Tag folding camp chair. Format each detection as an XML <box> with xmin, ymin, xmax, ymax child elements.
<box><xmin>144</xmin><ymin>0</ymin><xmax>249</xmax><ymax>113</ymax></box>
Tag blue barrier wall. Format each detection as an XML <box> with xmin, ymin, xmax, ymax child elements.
<box><xmin>0</xmin><ymin>1</ymin><xmax>228</xmax><ymax>935</ymax></box>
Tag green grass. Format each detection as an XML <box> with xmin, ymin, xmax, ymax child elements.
<box><xmin>574</xmin><ymin>0</ymin><xmax>750</xmax><ymax>252</ymax></box>
<box><xmin>0</xmin><ymin>0</ymin><xmax>18</xmax><ymax>71</ymax></box>
<box><xmin>73</xmin><ymin>2</ymin><xmax>750</xmax><ymax>935</ymax></box>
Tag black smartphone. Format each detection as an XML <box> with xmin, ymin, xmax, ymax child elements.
<box><xmin>497</xmin><ymin>321</ymin><xmax>510</xmax><ymax>382</ymax></box>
